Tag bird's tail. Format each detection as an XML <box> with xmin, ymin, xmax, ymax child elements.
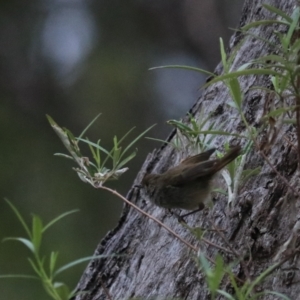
<box><xmin>214</xmin><ymin>145</ymin><xmax>242</xmax><ymax>172</ymax></box>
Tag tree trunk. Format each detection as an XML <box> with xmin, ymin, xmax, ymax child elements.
<box><xmin>75</xmin><ymin>0</ymin><xmax>300</xmax><ymax>299</ymax></box>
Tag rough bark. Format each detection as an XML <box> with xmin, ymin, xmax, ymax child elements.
<box><xmin>75</xmin><ymin>0</ymin><xmax>300</xmax><ymax>299</ymax></box>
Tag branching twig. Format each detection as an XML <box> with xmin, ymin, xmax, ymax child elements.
<box><xmin>99</xmin><ymin>186</ymin><xmax>198</xmax><ymax>251</ymax></box>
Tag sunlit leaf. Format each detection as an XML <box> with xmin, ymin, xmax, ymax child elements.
<box><xmin>3</xmin><ymin>237</ymin><xmax>35</xmax><ymax>253</ymax></box>
<box><xmin>32</xmin><ymin>215</ymin><xmax>43</xmax><ymax>254</ymax></box>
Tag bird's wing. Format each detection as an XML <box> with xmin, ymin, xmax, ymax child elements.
<box><xmin>170</xmin><ymin>146</ymin><xmax>241</xmax><ymax>186</ymax></box>
<box><xmin>180</xmin><ymin>148</ymin><xmax>216</xmax><ymax>165</ymax></box>
<box><xmin>169</xmin><ymin>160</ymin><xmax>217</xmax><ymax>186</ymax></box>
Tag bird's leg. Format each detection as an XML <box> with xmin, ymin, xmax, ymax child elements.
<box><xmin>177</xmin><ymin>203</ymin><xmax>205</xmax><ymax>223</ymax></box>
<box><xmin>167</xmin><ymin>209</ymin><xmax>182</xmax><ymax>220</ymax></box>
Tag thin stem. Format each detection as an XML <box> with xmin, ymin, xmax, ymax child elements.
<box><xmin>104</xmin><ymin>186</ymin><xmax>238</xmax><ymax>264</ymax></box>
<box><xmin>100</xmin><ymin>278</ymin><xmax>113</xmax><ymax>300</ymax></box>
<box><xmin>99</xmin><ymin>185</ymin><xmax>198</xmax><ymax>252</ymax></box>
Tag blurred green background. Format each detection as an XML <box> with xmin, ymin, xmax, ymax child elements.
<box><xmin>0</xmin><ymin>0</ymin><xmax>242</xmax><ymax>298</ymax></box>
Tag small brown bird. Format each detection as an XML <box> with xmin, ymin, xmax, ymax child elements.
<box><xmin>142</xmin><ymin>145</ymin><xmax>241</xmax><ymax>211</ymax></box>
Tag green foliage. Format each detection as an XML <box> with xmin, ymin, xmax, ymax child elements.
<box><xmin>150</xmin><ymin>4</ymin><xmax>300</xmax><ymax>150</ymax></box>
<box><xmin>47</xmin><ymin>114</ymin><xmax>155</xmax><ymax>186</ymax></box>
<box><xmin>147</xmin><ymin>110</ymin><xmax>246</xmax><ymax>153</ymax></box>
<box><xmin>198</xmin><ymin>254</ymin><xmax>291</xmax><ymax>300</ymax></box>
<box><xmin>5</xmin><ymin>3</ymin><xmax>299</xmax><ymax>300</ymax></box>
<box><xmin>0</xmin><ymin>199</ymin><xmax>109</xmax><ymax>300</ymax></box>
<box><xmin>149</xmin><ymin>4</ymin><xmax>300</xmax><ymax>299</ymax></box>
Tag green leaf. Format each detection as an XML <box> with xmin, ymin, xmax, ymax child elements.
<box><xmin>167</xmin><ymin>120</ymin><xmax>193</xmax><ymax>132</ymax></box>
<box><xmin>271</xmin><ymin>74</ymin><xmax>290</xmax><ymax>96</ymax></box>
<box><xmin>46</xmin><ymin>114</ymin><xmax>57</xmax><ymax>126</ymax></box>
<box><xmin>145</xmin><ymin>137</ymin><xmax>171</xmax><ymax>144</ymax></box>
<box><xmin>78</xmin><ymin>113</ymin><xmax>101</xmax><ymax>140</ymax></box>
<box><xmin>54</xmin><ymin>255</ymin><xmax>112</xmax><ymax>277</ymax></box>
<box><xmin>228</xmin><ymin>78</ymin><xmax>242</xmax><ymax>109</ymax></box>
<box><xmin>263</xmin><ymin>291</ymin><xmax>291</xmax><ymax>300</ymax></box>
<box><xmin>0</xmin><ymin>274</ymin><xmax>39</xmax><ymax>280</ymax></box>
<box><xmin>255</xmin><ymin>54</ymin><xmax>288</xmax><ymax>65</ymax></box>
<box><xmin>212</xmin><ymin>188</ymin><xmax>227</xmax><ymax>195</ymax></box>
<box><xmin>291</xmin><ymin>37</ymin><xmax>300</xmax><ymax>52</ymax></box>
<box><xmin>205</xmin><ymin>68</ymin><xmax>281</xmax><ymax>87</ymax></box>
<box><xmin>43</xmin><ymin>209</ymin><xmax>79</xmax><ymax>233</ymax></box>
<box><xmin>116</xmin><ymin>151</ymin><xmax>137</xmax><ymax>169</ymax></box>
<box><xmin>262</xmin><ymin>4</ymin><xmax>293</xmax><ymax>23</ymax></box>
<box><xmin>149</xmin><ymin>65</ymin><xmax>214</xmax><ymax>76</ymax></box>
<box><xmin>117</xmin><ymin>126</ymin><xmax>136</xmax><ymax>145</ymax></box>
<box><xmin>4</xmin><ymin>199</ymin><xmax>32</xmax><ymax>239</ymax></box>
<box><xmin>241</xmin><ymin>167</ymin><xmax>261</xmax><ymax>183</ymax></box>
<box><xmin>194</xmin><ymin>130</ymin><xmax>247</xmax><ymax>139</ymax></box>
<box><xmin>28</xmin><ymin>258</ymin><xmax>42</xmax><ymax>277</ymax></box>
<box><xmin>77</xmin><ymin>138</ymin><xmax>112</xmax><ymax>157</ymax></box>
<box><xmin>53</xmin><ymin>282</ymin><xmax>70</xmax><ymax>300</ymax></box>
<box><xmin>245</xmin><ymin>262</ymin><xmax>281</xmax><ymax>298</ymax></box>
<box><xmin>198</xmin><ymin>253</ymin><xmax>211</xmax><ymax>275</ymax></box>
<box><xmin>283</xmin><ymin>7</ymin><xmax>300</xmax><ymax>51</ymax></box>
<box><xmin>237</xmin><ymin>62</ymin><xmax>254</xmax><ymax>71</ymax></box>
<box><xmin>47</xmin><ymin>117</ymin><xmax>84</xmax><ymax>167</ymax></box>
<box><xmin>262</xmin><ymin>106</ymin><xmax>297</xmax><ymax>120</ymax></box>
<box><xmin>32</xmin><ymin>215</ymin><xmax>43</xmax><ymax>254</ymax></box>
<box><xmin>239</xmin><ymin>30</ymin><xmax>280</xmax><ymax>50</ymax></box>
<box><xmin>216</xmin><ymin>289</ymin><xmax>236</xmax><ymax>300</ymax></box>
<box><xmin>49</xmin><ymin>251</ymin><xmax>59</xmax><ymax>276</ymax></box>
<box><xmin>208</xmin><ymin>255</ymin><xmax>225</xmax><ymax>294</ymax></box>
<box><xmin>3</xmin><ymin>237</ymin><xmax>35</xmax><ymax>253</ymax></box>
<box><xmin>283</xmin><ymin>118</ymin><xmax>296</xmax><ymax>124</ymax></box>
<box><xmin>112</xmin><ymin>136</ymin><xmax>122</xmax><ymax>168</ymax></box>
<box><xmin>54</xmin><ymin>153</ymin><xmax>74</xmax><ymax>160</ymax></box>
<box><xmin>88</xmin><ymin>139</ymin><xmax>101</xmax><ymax>168</ymax></box>
<box><xmin>120</xmin><ymin>124</ymin><xmax>156</xmax><ymax>159</ymax></box>
<box><xmin>220</xmin><ymin>38</ymin><xmax>228</xmax><ymax>73</ymax></box>
<box><xmin>227</xmin><ymin>269</ymin><xmax>244</xmax><ymax>299</ymax></box>
<box><xmin>241</xmin><ymin>20</ymin><xmax>288</xmax><ymax>31</ymax></box>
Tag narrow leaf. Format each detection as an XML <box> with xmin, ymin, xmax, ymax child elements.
<box><xmin>241</xmin><ymin>20</ymin><xmax>288</xmax><ymax>31</ymax></box>
<box><xmin>49</xmin><ymin>251</ymin><xmax>59</xmax><ymax>276</ymax></box>
<box><xmin>54</xmin><ymin>255</ymin><xmax>112</xmax><ymax>277</ymax></box>
<box><xmin>77</xmin><ymin>138</ymin><xmax>112</xmax><ymax>157</ymax></box>
<box><xmin>284</xmin><ymin>7</ymin><xmax>300</xmax><ymax>50</ymax></box>
<box><xmin>27</xmin><ymin>258</ymin><xmax>42</xmax><ymax>277</ymax></box>
<box><xmin>149</xmin><ymin>65</ymin><xmax>214</xmax><ymax>76</ymax></box>
<box><xmin>3</xmin><ymin>237</ymin><xmax>35</xmax><ymax>253</ymax></box>
<box><xmin>78</xmin><ymin>113</ymin><xmax>101</xmax><ymax>140</ymax></box>
<box><xmin>216</xmin><ymin>289</ymin><xmax>236</xmax><ymax>300</ymax></box>
<box><xmin>264</xmin><ymin>291</ymin><xmax>291</xmax><ymax>300</ymax></box>
<box><xmin>4</xmin><ymin>199</ymin><xmax>31</xmax><ymax>239</ymax></box>
<box><xmin>228</xmin><ymin>78</ymin><xmax>242</xmax><ymax>109</ymax></box>
<box><xmin>262</xmin><ymin>4</ymin><xmax>293</xmax><ymax>23</ymax></box>
<box><xmin>32</xmin><ymin>215</ymin><xmax>43</xmax><ymax>254</ymax></box>
<box><xmin>116</xmin><ymin>151</ymin><xmax>137</xmax><ymax>169</ymax></box>
<box><xmin>54</xmin><ymin>282</ymin><xmax>70</xmax><ymax>300</ymax></box>
<box><xmin>54</xmin><ymin>153</ymin><xmax>74</xmax><ymax>160</ymax></box>
<box><xmin>204</xmin><ymin>68</ymin><xmax>281</xmax><ymax>88</ymax></box>
<box><xmin>120</xmin><ymin>124</ymin><xmax>156</xmax><ymax>159</ymax></box>
<box><xmin>118</xmin><ymin>127</ymin><xmax>136</xmax><ymax>145</ymax></box>
<box><xmin>43</xmin><ymin>209</ymin><xmax>79</xmax><ymax>233</ymax></box>
<box><xmin>220</xmin><ymin>38</ymin><xmax>228</xmax><ymax>73</ymax></box>
<box><xmin>0</xmin><ymin>274</ymin><xmax>39</xmax><ymax>280</ymax></box>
